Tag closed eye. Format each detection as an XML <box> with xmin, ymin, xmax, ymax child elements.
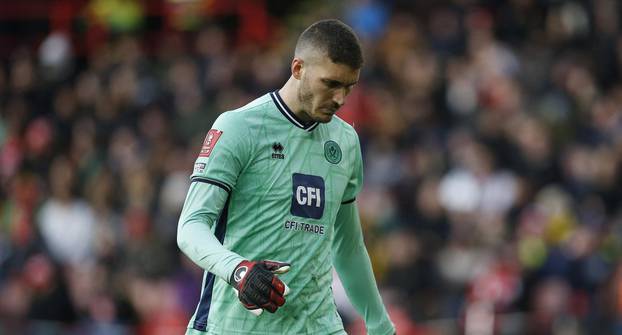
<box><xmin>322</xmin><ymin>79</ymin><xmax>342</xmax><ymax>89</ymax></box>
<box><xmin>321</xmin><ymin>79</ymin><xmax>358</xmax><ymax>90</ymax></box>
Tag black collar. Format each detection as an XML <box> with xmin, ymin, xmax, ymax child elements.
<box><xmin>270</xmin><ymin>91</ymin><xmax>319</xmax><ymax>132</ymax></box>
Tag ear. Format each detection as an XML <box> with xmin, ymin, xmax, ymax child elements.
<box><xmin>291</xmin><ymin>58</ymin><xmax>303</xmax><ymax>80</ymax></box>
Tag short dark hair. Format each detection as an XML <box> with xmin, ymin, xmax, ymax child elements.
<box><xmin>295</xmin><ymin>19</ymin><xmax>363</xmax><ymax>69</ymax></box>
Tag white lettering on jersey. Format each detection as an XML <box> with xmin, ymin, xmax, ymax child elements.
<box><xmin>296</xmin><ymin>186</ymin><xmax>321</xmax><ymax>207</ymax></box>
<box><xmin>296</xmin><ymin>186</ymin><xmax>306</xmax><ymax>205</ymax></box>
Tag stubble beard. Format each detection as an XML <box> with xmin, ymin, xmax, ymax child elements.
<box><xmin>297</xmin><ymin>77</ymin><xmax>315</xmax><ymax>123</ymax></box>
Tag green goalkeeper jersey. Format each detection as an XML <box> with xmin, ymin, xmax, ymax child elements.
<box><xmin>177</xmin><ymin>92</ymin><xmax>395</xmax><ymax>335</ymax></box>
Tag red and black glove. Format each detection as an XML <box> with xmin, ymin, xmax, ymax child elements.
<box><xmin>230</xmin><ymin>260</ymin><xmax>291</xmax><ymax>315</ymax></box>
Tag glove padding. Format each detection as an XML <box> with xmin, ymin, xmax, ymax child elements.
<box><xmin>230</xmin><ymin>260</ymin><xmax>290</xmax><ymax>315</ymax></box>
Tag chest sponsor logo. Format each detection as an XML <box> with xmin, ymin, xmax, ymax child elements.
<box><xmin>290</xmin><ymin>173</ymin><xmax>325</xmax><ymax>219</ymax></box>
<box><xmin>198</xmin><ymin>129</ymin><xmax>223</xmax><ymax>158</ymax></box>
<box><xmin>284</xmin><ymin>220</ymin><xmax>325</xmax><ymax>235</ymax></box>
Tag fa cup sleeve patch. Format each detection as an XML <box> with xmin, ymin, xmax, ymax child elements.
<box><xmin>199</xmin><ymin>129</ymin><xmax>223</xmax><ymax>157</ymax></box>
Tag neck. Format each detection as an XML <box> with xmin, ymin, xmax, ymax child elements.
<box><xmin>278</xmin><ymin>77</ymin><xmax>313</xmax><ymax>125</ymax></box>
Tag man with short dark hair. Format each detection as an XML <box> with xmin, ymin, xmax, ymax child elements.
<box><xmin>178</xmin><ymin>19</ymin><xmax>396</xmax><ymax>335</ymax></box>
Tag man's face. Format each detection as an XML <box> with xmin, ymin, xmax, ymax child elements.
<box><xmin>296</xmin><ymin>56</ymin><xmax>360</xmax><ymax>123</ymax></box>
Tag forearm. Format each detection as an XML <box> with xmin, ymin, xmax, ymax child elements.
<box><xmin>177</xmin><ymin>182</ymin><xmax>244</xmax><ymax>282</ymax></box>
<box><xmin>332</xmin><ymin>203</ymin><xmax>395</xmax><ymax>335</ymax></box>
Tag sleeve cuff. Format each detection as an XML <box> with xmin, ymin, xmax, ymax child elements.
<box><xmin>341</xmin><ymin>197</ymin><xmax>356</xmax><ymax>204</ymax></box>
<box><xmin>190</xmin><ymin>176</ymin><xmax>232</xmax><ymax>193</ymax></box>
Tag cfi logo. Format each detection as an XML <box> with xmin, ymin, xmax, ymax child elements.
<box><xmin>324</xmin><ymin>140</ymin><xmax>341</xmax><ymax>164</ymax></box>
<box><xmin>233</xmin><ymin>266</ymin><xmax>248</xmax><ymax>283</ymax></box>
<box><xmin>272</xmin><ymin>142</ymin><xmax>285</xmax><ymax>159</ymax></box>
<box><xmin>290</xmin><ymin>173</ymin><xmax>325</xmax><ymax>219</ymax></box>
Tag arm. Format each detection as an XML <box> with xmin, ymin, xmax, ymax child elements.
<box><xmin>332</xmin><ymin>201</ymin><xmax>395</xmax><ymax>335</ymax></box>
<box><xmin>177</xmin><ymin>181</ymin><xmax>244</xmax><ymax>281</ymax></box>
<box><xmin>332</xmin><ymin>129</ymin><xmax>394</xmax><ymax>334</ymax></box>
<box><xmin>177</xmin><ymin>112</ymin><xmax>248</xmax><ymax>281</ymax></box>
<box><xmin>177</xmin><ymin>169</ymin><xmax>290</xmax><ymax>314</ymax></box>
<box><xmin>177</xmin><ymin>113</ymin><xmax>289</xmax><ymax>314</ymax></box>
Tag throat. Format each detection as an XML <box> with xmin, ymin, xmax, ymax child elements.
<box><xmin>294</xmin><ymin>109</ymin><xmax>314</xmax><ymax>126</ymax></box>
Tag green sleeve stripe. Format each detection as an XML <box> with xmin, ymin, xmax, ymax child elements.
<box><xmin>341</xmin><ymin>198</ymin><xmax>356</xmax><ymax>204</ymax></box>
<box><xmin>191</xmin><ymin>176</ymin><xmax>232</xmax><ymax>193</ymax></box>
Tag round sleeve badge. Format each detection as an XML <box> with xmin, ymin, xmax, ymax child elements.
<box><xmin>324</xmin><ymin>140</ymin><xmax>342</xmax><ymax>164</ymax></box>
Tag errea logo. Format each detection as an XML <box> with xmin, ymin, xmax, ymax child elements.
<box><xmin>272</xmin><ymin>142</ymin><xmax>284</xmax><ymax>159</ymax></box>
<box><xmin>290</xmin><ymin>173</ymin><xmax>325</xmax><ymax>219</ymax></box>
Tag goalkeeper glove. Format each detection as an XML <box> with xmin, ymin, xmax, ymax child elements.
<box><xmin>230</xmin><ymin>260</ymin><xmax>290</xmax><ymax>315</ymax></box>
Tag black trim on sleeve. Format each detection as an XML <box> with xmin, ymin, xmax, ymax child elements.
<box><xmin>190</xmin><ymin>176</ymin><xmax>232</xmax><ymax>193</ymax></box>
<box><xmin>341</xmin><ymin>198</ymin><xmax>356</xmax><ymax>205</ymax></box>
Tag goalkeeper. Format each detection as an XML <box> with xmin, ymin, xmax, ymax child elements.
<box><xmin>177</xmin><ymin>19</ymin><xmax>395</xmax><ymax>335</ymax></box>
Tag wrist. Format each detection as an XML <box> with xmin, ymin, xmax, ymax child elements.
<box><xmin>224</xmin><ymin>255</ymin><xmax>246</xmax><ymax>284</ymax></box>
<box><xmin>366</xmin><ymin>320</ymin><xmax>396</xmax><ymax>335</ymax></box>
<box><xmin>230</xmin><ymin>260</ymin><xmax>252</xmax><ymax>287</ymax></box>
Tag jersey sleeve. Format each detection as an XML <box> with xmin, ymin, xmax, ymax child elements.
<box><xmin>332</xmin><ymin>202</ymin><xmax>395</xmax><ymax>335</ymax></box>
<box><xmin>191</xmin><ymin>112</ymin><xmax>252</xmax><ymax>191</ymax></box>
<box><xmin>178</xmin><ymin>112</ymin><xmax>251</xmax><ymax>282</ymax></box>
<box><xmin>341</xmin><ymin>131</ymin><xmax>363</xmax><ymax>203</ymax></box>
<box><xmin>177</xmin><ymin>181</ymin><xmax>244</xmax><ymax>282</ymax></box>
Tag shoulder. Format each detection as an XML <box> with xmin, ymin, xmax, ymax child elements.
<box><xmin>215</xmin><ymin>94</ymin><xmax>273</xmax><ymax>129</ymax></box>
<box><xmin>330</xmin><ymin>115</ymin><xmax>361</xmax><ymax>147</ymax></box>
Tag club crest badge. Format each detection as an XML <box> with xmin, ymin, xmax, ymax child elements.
<box><xmin>324</xmin><ymin>140</ymin><xmax>341</xmax><ymax>164</ymax></box>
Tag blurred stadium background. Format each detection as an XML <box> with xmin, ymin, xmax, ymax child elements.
<box><xmin>1</xmin><ymin>0</ymin><xmax>622</xmax><ymax>334</ymax></box>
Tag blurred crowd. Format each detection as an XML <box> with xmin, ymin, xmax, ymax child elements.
<box><xmin>1</xmin><ymin>0</ymin><xmax>622</xmax><ymax>334</ymax></box>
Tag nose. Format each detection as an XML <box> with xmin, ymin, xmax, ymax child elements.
<box><xmin>333</xmin><ymin>88</ymin><xmax>346</xmax><ymax>107</ymax></box>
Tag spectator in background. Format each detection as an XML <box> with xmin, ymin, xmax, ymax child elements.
<box><xmin>38</xmin><ymin>156</ymin><xmax>95</xmax><ymax>267</ymax></box>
